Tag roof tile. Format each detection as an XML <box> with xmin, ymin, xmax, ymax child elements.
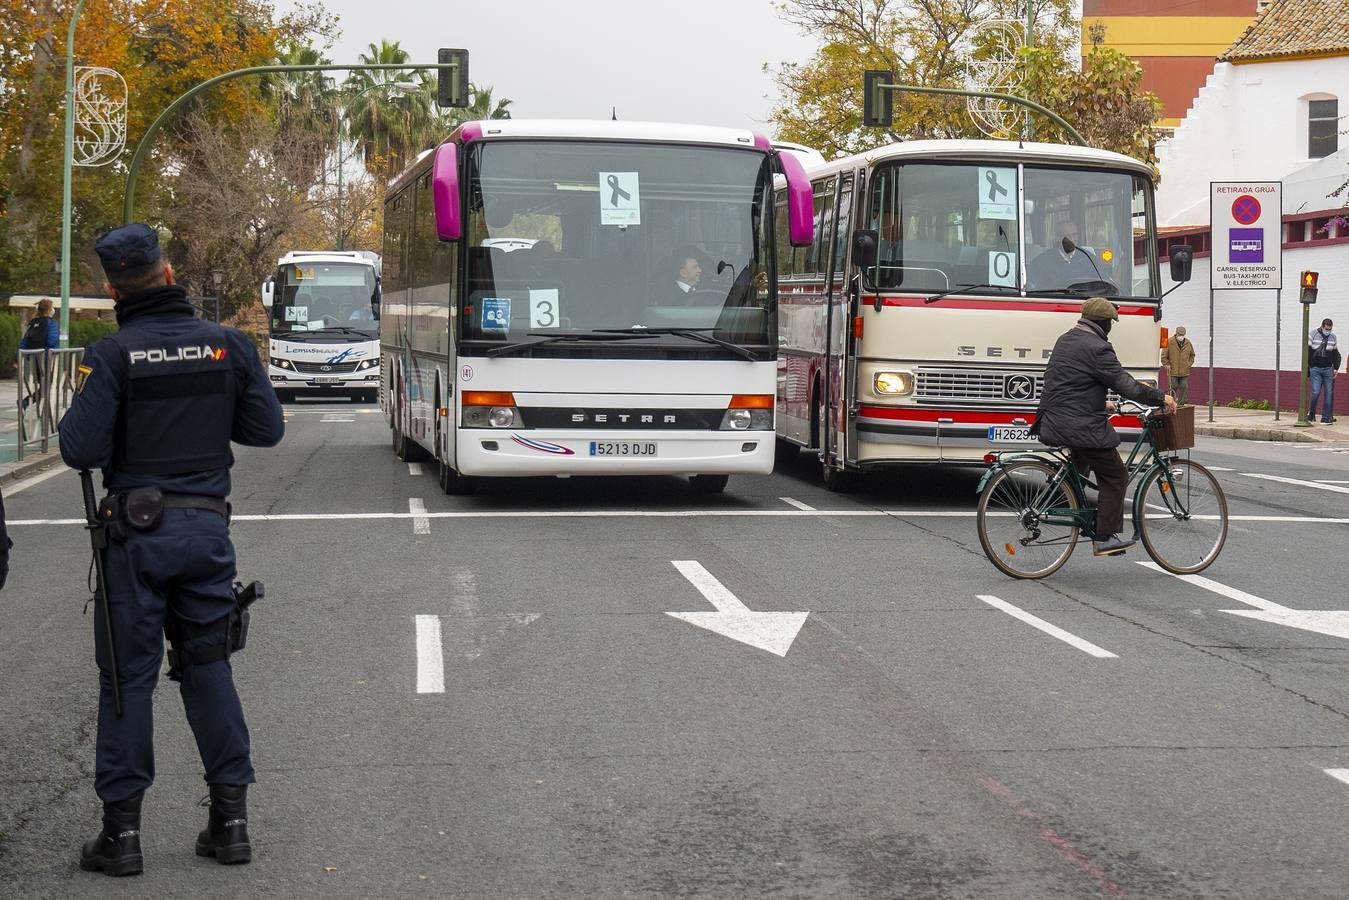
<box><xmin>1220</xmin><ymin>0</ymin><xmax>1349</xmax><ymax>62</ymax></box>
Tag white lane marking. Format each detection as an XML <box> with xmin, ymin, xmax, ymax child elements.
<box><xmin>1324</xmin><ymin>769</ymin><xmax>1349</xmax><ymax>787</ymax></box>
<box><xmin>408</xmin><ymin>462</ymin><xmax>423</xmax><ymax>476</ymax></box>
<box><xmin>408</xmin><ymin>497</ymin><xmax>430</xmax><ymax>534</ymax></box>
<box><xmin>1205</xmin><ymin>466</ymin><xmax>1235</xmax><ymax>472</ymax></box>
<box><xmin>282</xmin><ymin>408</ymin><xmax>379</xmax><ymax>415</ymax></box>
<box><xmin>1243</xmin><ymin>473</ymin><xmax>1349</xmax><ymax>495</ymax></box>
<box><xmin>780</xmin><ymin>497</ymin><xmax>815</xmax><ymax>511</ymax></box>
<box><xmin>977</xmin><ymin>595</ymin><xmax>1117</xmax><ymax>659</ymax></box>
<box><xmin>320</xmin><ymin>415</ymin><xmax>355</xmax><ymax>423</ymax></box>
<box><xmin>1317</xmin><ymin>480</ymin><xmax>1349</xmax><ymax>484</ymax></box>
<box><xmin>1137</xmin><ymin>562</ymin><xmax>1349</xmax><ymax>641</ymax></box>
<box><xmin>668</xmin><ymin>560</ymin><xmax>808</xmax><ymax>657</ymax></box>
<box><xmin>414</xmin><ymin>615</ymin><xmax>445</xmax><ymax>694</ymax></box>
<box><xmin>10</xmin><ymin>510</ymin><xmax>1349</xmax><ymax>527</ymax></box>
<box><xmin>4</xmin><ymin>465</ymin><xmax>71</xmax><ymax>495</ymax></box>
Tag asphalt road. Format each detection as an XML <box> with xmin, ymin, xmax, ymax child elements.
<box><xmin>2</xmin><ymin>402</ymin><xmax>1348</xmax><ymax>899</ymax></box>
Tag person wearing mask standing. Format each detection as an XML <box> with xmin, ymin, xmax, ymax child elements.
<box><xmin>59</xmin><ymin>224</ymin><xmax>284</xmax><ymax>876</ymax></box>
<box><xmin>1163</xmin><ymin>325</ymin><xmax>1195</xmax><ymax>406</ymax></box>
<box><xmin>1308</xmin><ymin>318</ymin><xmax>1340</xmax><ymax>425</ymax></box>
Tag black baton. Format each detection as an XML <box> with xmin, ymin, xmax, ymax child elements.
<box><xmin>80</xmin><ymin>470</ymin><xmax>122</xmax><ymax>718</ymax></box>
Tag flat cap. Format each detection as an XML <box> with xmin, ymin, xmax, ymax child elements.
<box><xmin>94</xmin><ymin>223</ymin><xmax>161</xmax><ymax>274</ymax></box>
<box><xmin>1175</xmin><ymin>326</ymin><xmax>1186</xmax><ymax>336</ymax></box>
<box><xmin>1080</xmin><ymin>297</ymin><xmax>1119</xmax><ymax>322</ymax></box>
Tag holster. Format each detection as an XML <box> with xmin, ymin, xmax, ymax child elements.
<box><xmin>165</xmin><ymin>581</ymin><xmax>263</xmax><ymax>682</ymax></box>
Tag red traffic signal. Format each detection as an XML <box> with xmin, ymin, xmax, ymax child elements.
<box><xmin>1300</xmin><ymin>270</ymin><xmax>1319</xmax><ymax>304</ymax></box>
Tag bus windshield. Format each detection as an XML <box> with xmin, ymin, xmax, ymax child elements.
<box><xmin>866</xmin><ymin>162</ymin><xmax>1157</xmax><ymax>300</ymax></box>
<box><xmin>272</xmin><ymin>261</ymin><xmax>379</xmax><ymax>337</ymax></box>
<box><xmin>461</xmin><ymin>141</ymin><xmax>775</xmax><ymax>349</ymax></box>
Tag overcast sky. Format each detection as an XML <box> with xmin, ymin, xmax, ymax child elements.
<box><xmin>280</xmin><ymin>0</ymin><xmax>821</xmax><ymax>131</ymax></box>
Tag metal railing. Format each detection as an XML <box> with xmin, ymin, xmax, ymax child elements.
<box><xmin>17</xmin><ymin>348</ymin><xmax>85</xmax><ymax>459</ymax></box>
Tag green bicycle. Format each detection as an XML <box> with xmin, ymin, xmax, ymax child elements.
<box><xmin>975</xmin><ymin>400</ymin><xmax>1229</xmax><ymax>579</ymax></box>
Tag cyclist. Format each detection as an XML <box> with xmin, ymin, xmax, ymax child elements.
<box><xmin>1030</xmin><ymin>298</ymin><xmax>1176</xmax><ymax>557</ymax></box>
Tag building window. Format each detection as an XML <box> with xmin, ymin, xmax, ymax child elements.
<box><xmin>1309</xmin><ymin>98</ymin><xmax>1339</xmax><ymax>158</ymax></box>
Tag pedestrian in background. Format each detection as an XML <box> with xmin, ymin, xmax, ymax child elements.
<box><xmin>18</xmin><ymin>298</ymin><xmax>60</xmax><ymax>412</ymax></box>
<box><xmin>1308</xmin><ymin>318</ymin><xmax>1340</xmax><ymax>425</ymax></box>
<box><xmin>1164</xmin><ymin>325</ymin><xmax>1195</xmax><ymax>406</ymax></box>
<box><xmin>59</xmin><ymin>224</ymin><xmax>284</xmax><ymax>877</ymax></box>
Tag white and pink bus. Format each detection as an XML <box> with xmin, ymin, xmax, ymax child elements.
<box><xmin>773</xmin><ymin>139</ymin><xmax>1191</xmax><ymax>489</ymax></box>
<box><xmin>379</xmin><ymin>120</ymin><xmax>813</xmax><ymax>494</ymax></box>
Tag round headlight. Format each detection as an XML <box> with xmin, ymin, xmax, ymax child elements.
<box><xmin>277</xmin><ymin>358</ymin><xmax>290</xmax><ymax>369</ymax></box>
<box><xmin>488</xmin><ymin>406</ymin><xmax>515</xmax><ymax>427</ymax></box>
<box><xmin>727</xmin><ymin>409</ymin><xmax>752</xmax><ymax>430</ymax></box>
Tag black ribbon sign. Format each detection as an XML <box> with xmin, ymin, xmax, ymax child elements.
<box><xmin>606</xmin><ymin>174</ymin><xmax>632</xmax><ymax>207</ymax></box>
<box><xmin>985</xmin><ymin>169</ymin><xmax>1009</xmax><ymax>202</ymax></box>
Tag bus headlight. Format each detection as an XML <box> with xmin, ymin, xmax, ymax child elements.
<box><xmin>357</xmin><ymin>359</ymin><xmax>377</xmax><ymax>370</ymax></box>
<box><xmin>720</xmin><ymin>409</ymin><xmax>772</xmax><ymax>430</ymax></box>
<box><xmin>462</xmin><ymin>391</ymin><xmax>521</xmax><ymax>428</ymax></box>
<box><xmin>272</xmin><ymin>358</ymin><xmax>292</xmax><ymax>369</ymax></box>
<box><xmin>488</xmin><ymin>406</ymin><xmax>515</xmax><ymax>427</ymax></box>
<box><xmin>874</xmin><ymin>370</ymin><xmax>914</xmax><ymax>396</ymax></box>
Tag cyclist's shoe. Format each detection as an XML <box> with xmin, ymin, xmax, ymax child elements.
<box><xmin>1092</xmin><ymin>534</ymin><xmax>1136</xmax><ymax>557</ymax></box>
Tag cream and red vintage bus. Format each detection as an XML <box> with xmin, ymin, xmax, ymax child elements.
<box><xmin>379</xmin><ymin>119</ymin><xmax>814</xmax><ymax>494</ymax></box>
<box><xmin>772</xmin><ymin>139</ymin><xmax>1190</xmax><ymax>489</ymax></box>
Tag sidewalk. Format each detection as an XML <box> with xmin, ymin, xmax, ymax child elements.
<box><xmin>1193</xmin><ymin>405</ymin><xmax>1349</xmax><ymax>443</ymax></box>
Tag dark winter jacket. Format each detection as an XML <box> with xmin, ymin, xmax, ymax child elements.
<box><xmin>1031</xmin><ymin>319</ymin><xmax>1167</xmax><ymax>449</ymax></box>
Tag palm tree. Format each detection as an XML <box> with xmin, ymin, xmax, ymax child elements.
<box><xmin>268</xmin><ymin>44</ymin><xmax>340</xmax><ymax>136</ymax></box>
<box><xmin>448</xmin><ymin>84</ymin><xmax>513</xmax><ymax>126</ymax></box>
<box><xmin>344</xmin><ymin>40</ymin><xmax>437</xmax><ymax>177</ymax></box>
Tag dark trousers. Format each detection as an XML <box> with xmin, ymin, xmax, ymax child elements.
<box><xmin>94</xmin><ymin>508</ymin><xmax>254</xmax><ymax>802</ymax></box>
<box><xmin>1073</xmin><ymin>447</ymin><xmax>1129</xmax><ymax>538</ymax></box>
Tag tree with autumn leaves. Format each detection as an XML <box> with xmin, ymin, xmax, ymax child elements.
<box><xmin>768</xmin><ymin>0</ymin><xmax>1162</xmax><ymax>165</ymax></box>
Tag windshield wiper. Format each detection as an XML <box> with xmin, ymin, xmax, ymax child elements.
<box><xmin>298</xmin><ymin>325</ymin><xmax>374</xmax><ymax>336</ymax></box>
<box><xmin>923</xmin><ymin>283</ymin><xmax>1019</xmax><ymax>304</ymax></box>
<box><xmin>595</xmin><ymin>327</ymin><xmax>761</xmax><ymax>362</ymax></box>
<box><xmin>485</xmin><ymin>330</ymin><xmax>657</xmax><ymax>358</ymax></box>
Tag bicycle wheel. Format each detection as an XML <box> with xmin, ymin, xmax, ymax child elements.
<box><xmin>1136</xmin><ymin>459</ymin><xmax>1228</xmax><ymax>574</ymax></box>
<box><xmin>977</xmin><ymin>460</ymin><xmax>1081</xmax><ymax>579</ymax></box>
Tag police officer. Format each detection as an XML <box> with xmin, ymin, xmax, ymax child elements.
<box><xmin>59</xmin><ymin>224</ymin><xmax>284</xmax><ymax>876</ymax></box>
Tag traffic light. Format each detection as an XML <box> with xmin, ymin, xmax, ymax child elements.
<box><xmin>436</xmin><ymin>48</ymin><xmax>470</xmax><ymax>109</ymax></box>
<box><xmin>863</xmin><ymin>70</ymin><xmax>894</xmax><ymax>128</ymax></box>
<box><xmin>1300</xmin><ymin>270</ymin><xmax>1319</xmax><ymax>304</ymax></box>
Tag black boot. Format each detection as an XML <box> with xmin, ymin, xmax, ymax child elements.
<box><xmin>195</xmin><ymin>783</ymin><xmax>251</xmax><ymax>865</ymax></box>
<box><xmin>79</xmin><ymin>795</ymin><xmax>144</xmax><ymax>876</ymax></box>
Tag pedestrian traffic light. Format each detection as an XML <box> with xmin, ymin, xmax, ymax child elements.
<box><xmin>1300</xmin><ymin>270</ymin><xmax>1319</xmax><ymax>304</ymax></box>
<box><xmin>436</xmin><ymin>48</ymin><xmax>470</xmax><ymax>109</ymax></box>
<box><xmin>863</xmin><ymin>70</ymin><xmax>894</xmax><ymax>128</ymax></box>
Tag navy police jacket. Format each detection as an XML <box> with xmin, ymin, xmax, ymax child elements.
<box><xmin>60</xmin><ymin>294</ymin><xmax>283</xmax><ymax>497</ymax></box>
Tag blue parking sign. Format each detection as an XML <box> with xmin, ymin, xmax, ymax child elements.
<box><xmin>482</xmin><ymin>297</ymin><xmax>511</xmax><ymax>333</ymax></box>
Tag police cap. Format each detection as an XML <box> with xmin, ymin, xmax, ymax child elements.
<box><xmin>94</xmin><ymin>223</ymin><xmax>162</xmax><ymax>274</ymax></box>
<box><xmin>1080</xmin><ymin>297</ymin><xmax>1120</xmax><ymax>322</ymax></box>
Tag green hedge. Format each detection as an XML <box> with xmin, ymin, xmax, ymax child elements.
<box><xmin>0</xmin><ymin>312</ymin><xmax>19</xmax><ymax>379</ymax></box>
<box><xmin>69</xmin><ymin>319</ymin><xmax>119</xmax><ymax>347</ymax></box>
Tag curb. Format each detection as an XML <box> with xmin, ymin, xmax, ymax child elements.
<box><xmin>1195</xmin><ymin>425</ymin><xmax>1322</xmax><ymax>443</ymax></box>
<box><xmin>0</xmin><ymin>450</ymin><xmax>66</xmax><ymax>486</ymax></box>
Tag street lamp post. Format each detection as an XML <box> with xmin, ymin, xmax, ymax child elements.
<box><xmin>210</xmin><ymin>268</ymin><xmax>224</xmax><ymax>323</ymax></box>
<box><xmin>58</xmin><ymin>0</ymin><xmax>91</xmax><ymax>348</ymax></box>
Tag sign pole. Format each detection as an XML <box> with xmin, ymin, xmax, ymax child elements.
<box><xmin>1297</xmin><ymin>302</ymin><xmax>1311</xmax><ymax>426</ymax></box>
<box><xmin>1208</xmin><ymin>288</ymin><xmax>1215</xmax><ymax>423</ymax></box>
<box><xmin>1274</xmin><ymin>287</ymin><xmax>1281</xmax><ymax>421</ymax></box>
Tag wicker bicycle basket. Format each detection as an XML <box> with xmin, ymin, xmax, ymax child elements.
<box><xmin>1149</xmin><ymin>404</ymin><xmax>1195</xmax><ymax>452</ymax></box>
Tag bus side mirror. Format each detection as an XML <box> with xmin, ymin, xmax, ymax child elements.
<box><xmin>432</xmin><ymin>142</ymin><xmax>461</xmax><ymax>241</ymax></box>
<box><xmin>1169</xmin><ymin>245</ymin><xmax>1193</xmax><ymax>283</ymax></box>
<box><xmin>261</xmin><ymin>277</ymin><xmax>274</xmax><ymax>309</ymax></box>
<box><xmin>776</xmin><ymin>150</ymin><xmax>814</xmax><ymax>247</ymax></box>
<box><xmin>852</xmin><ymin>230</ymin><xmax>878</xmax><ymax>269</ymax></box>
<box><xmin>371</xmin><ymin>276</ymin><xmax>381</xmax><ymax>321</ymax></box>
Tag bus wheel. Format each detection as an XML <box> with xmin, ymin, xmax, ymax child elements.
<box><xmin>394</xmin><ymin>421</ymin><xmax>429</xmax><ymax>463</ymax></box>
<box><xmin>276</xmin><ymin>390</ymin><xmax>293</xmax><ymax>404</ymax></box>
<box><xmin>821</xmin><ymin>464</ymin><xmax>856</xmax><ymax>493</ymax></box>
<box><xmin>690</xmin><ymin>474</ymin><xmax>729</xmax><ymax>494</ymax></box>
<box><xmin>439</xmin><ymin>459</ymin><xmax>477</xmax><ymax>495</ymax></box>
<box><xmin>774</xmin><ymin>438</ymin><xmax>800</xmax><ymax>466</ymax></box>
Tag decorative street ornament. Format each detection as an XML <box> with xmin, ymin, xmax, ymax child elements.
<box><xmin>73</xmin><ymin>66</ymin><xmax>127</xmax><ymax>167</ymax></box>
<box><xmin>963</xmin><ymin>20</ymin><xmax>1024</xmax><ymax>139</ymax></box>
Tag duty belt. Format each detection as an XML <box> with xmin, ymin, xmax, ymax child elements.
<box><xmin>160</xmin><ymin>493</ymin><xmax>230</xmax><ymax>518</ymax></box>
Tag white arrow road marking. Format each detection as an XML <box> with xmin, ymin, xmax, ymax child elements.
<box><xmin>408</xmin><ymin>462</ymin><xmax>423</xmax><ymax>476</ymax></box>
<box><xmin>1324</xmin><ymin>769</ymin><xmax>1349</xmax><ymax>787</ymax></box>
<box><xmin>977</xmin><ymin>595</ymin><xmax>1117</xmax><ymax>658</ymax></box>
<box><xmin>1138</xmin><ymin>562</ymin><xmax>1349</xmax><ymax>641</ymax></box>
<box><xmin>780</xmin><ymin>497</ymin><xmax>815</xmax><ymax>511</ymax></box>
<box><xmin>408</xmin><ymin>498</ymin><xmax>430</xmax><ymax>534</ymax></box>
<box><xmin>414</xmin><ymin>615</ymin><xmax>445</xmax><ymax>694</ymax></box>
<box><xmin>1243</xmin><ymin>473</ymin><xmax>1349</xmax><ymax>495</ymax></box>
<box><xmin>667</xmin><ymin>560</ymin><xmax>808</xmax><ymax>657</ymax></box>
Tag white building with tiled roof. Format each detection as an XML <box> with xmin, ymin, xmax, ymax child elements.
<box><xmin>1147</xmin><ymin>0</ymin><xmax>1347</xmax><ymax>412</ymax></box>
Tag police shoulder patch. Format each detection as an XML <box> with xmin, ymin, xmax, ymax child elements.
<box><xmin>75</xmin><ymin>364</ymin><xmax>93</xmax><ymax>393</ymax></box>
